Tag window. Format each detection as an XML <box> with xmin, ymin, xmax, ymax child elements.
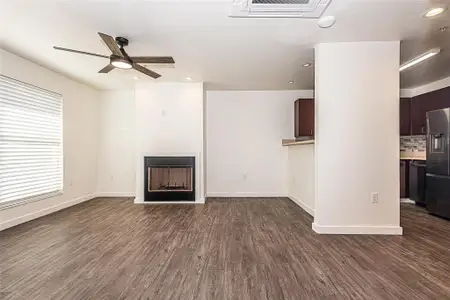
<box><xmin>0</xmin><ymin>75</ymin><xmax>63</xmax><ymax>209</ymax></box>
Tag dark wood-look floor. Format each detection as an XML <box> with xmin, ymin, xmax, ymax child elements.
<box><xmin>1</xmin><ymin>198</ymin><xmax>450</xmax><ymax>300</ymax></box>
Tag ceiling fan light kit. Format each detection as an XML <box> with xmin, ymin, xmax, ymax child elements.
<box><xmin>53</xmin><ymin>32</ymin><xmax>175</xmax><ymax>79</ymax></box>
<box><xmin>111</xmin><ymin>57</ymin><xmax>132</xmax><ymax>69</ymax></box>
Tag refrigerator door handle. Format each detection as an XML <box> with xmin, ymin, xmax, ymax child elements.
<box><xmin>426</xmin><ymin>173</ymin><xmax>450</xmax><ymax>179</ymax></box>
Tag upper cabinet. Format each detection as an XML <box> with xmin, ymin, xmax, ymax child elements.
<box><xmin>410</xmin><ymin>87</ymin><xmax>450</xmax><ymax>135</ymax></box>
<box><xmin>294</xmin><ymin>99</ymin><xmax>314</xmax><ymax>138</ymax></box>
<box><xmin>410</xmin><ymin>95</ymin><xmax>428</xmax><ymax>135</ymax></box>
<box><xmin>400</xmin><ymin>98</ymin><xmax>411</xmax><ymax>136</ymax></box>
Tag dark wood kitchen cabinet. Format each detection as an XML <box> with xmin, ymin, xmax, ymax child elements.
<box><xmin>294</xmin><ymin>99</ymin><xmax>314</xmax><ymax>138</ymax></box>
<box><xmin>400</xmin><ymin>160</ymin><xmax>409</xmax><ymax>199</ymax></box>
<box><xmin>410</xmin><ymin>87</ymin><xmax>450</xmax><ymax>135</ymax></box>
<box><xmin>400</xmin><ymin>98</ymin><xmax>411</xmax><ymax>136</ymax></box>
<box><xmin>411</xmin><ymin>95</ymin><xmax>430</xmax><ymax>135</ymax></box>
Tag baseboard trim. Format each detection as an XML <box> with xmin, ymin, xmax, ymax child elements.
<box><xmin>96</xmin><ymin>192</ymin><xmax>136</xmax><ymax>198</ymax></box>
<box><xmin>0</xmin><ymin>193</ymin><xmax>97</xmax><ymax>231</ymax></box>
<box><xmin>133</xmin><ymin>197</ymin><xmax>205</xmax><ymax>204</ymax></box>
<box><xmin>288</xmin><ymin>195</ymin><xmax>315</xmax><ymax>217</ymax></box>
<box><xmin>134</xmin><ymin>201</ymin><xmax>203</xmax><ymax>205</ymax></box>
<box><xmin>206</xmin><ymin>192</ymin><xmax>287</xmax><ymax>198</ymax></box>
<box><xmin>312</xmin><ymin>223</ymin><xmax>403</xmax><ymax>235</ymax></box>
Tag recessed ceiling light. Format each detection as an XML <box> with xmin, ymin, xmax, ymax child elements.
<box><xmin>399</xmin><ymin>48</ymin><xmax>441</xmax><ymax>72</ymax></box>
<box><xmin>185</xmin><ymin>76</ymin><xmax>192</xmax><ymax>81</ymax></box>
<box><xmin>288</xmin><ymin>80</ymin><xmax>294</xmax><ymax>84</ymax></box>
<box><xmin>318</xmin><ymin>16</ymin><xmax>336</xmax><ymax>28</ymax></box>
<box><xmin>302</xmin><ymin>63</ymin><xmax>311</xmax><ymax>67</ymax></box>
<box><xmin>424</xmin><ymin>7</ymin><xmax>447</xmax><ymax>18</ymax></box>
<box><xmin>133</xmin><ymin>76</ymin><xmax>139</xmax><ymax>80</ymax></box>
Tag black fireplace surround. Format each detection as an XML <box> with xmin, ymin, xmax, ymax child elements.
<box><xmin>144</xmin><ymin>156</ymin><xmax>195</xmax><ymax>202</ymax></box>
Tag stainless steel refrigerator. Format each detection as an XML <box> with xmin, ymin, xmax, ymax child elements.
<box><xmin>426</xmin><ymin>108</ymin><xmax>450</xmax><ymax>219</ymax></box>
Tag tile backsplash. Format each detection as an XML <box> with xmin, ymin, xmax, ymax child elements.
<box><xmin>400</xmin><ymin>135</ymin><xmax>426</xmax><ymax>152</ymax></box>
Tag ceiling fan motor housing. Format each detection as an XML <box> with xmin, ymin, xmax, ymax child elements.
<box><xmin>115</xmin><ymin>37</ymin><xmax>129</xmax><ymax>47</ymax></box>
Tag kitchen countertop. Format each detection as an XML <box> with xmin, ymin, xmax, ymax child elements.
<box><xmin>281</xmin><ymin>140</ymin><xmax>426</xmax><ymax>160</ymax></box>
<box><xmin>282</xmin><ymin>139</ymin><xmax>315</xmax><ymax>146</ymax></box>
<box><xmin>400</xmin><ymin>151</ymin><xmax>426</xmax><ymax>161</ymax></box>
<box><xmin>400</xmin><ymin>156</ymin><xmax>426</xmax><ymax>161</ymax></box>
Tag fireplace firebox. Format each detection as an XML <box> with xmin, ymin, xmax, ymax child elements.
<box><xmin>144</xmin><ymin>156</ymin><xmax>195</xmax><ymax>202</ymax></box>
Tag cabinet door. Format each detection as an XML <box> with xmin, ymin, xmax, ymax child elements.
<box><xmin>400</xmin><ymin>98</ymin><xmax>411</xmax><ymax>136</ymax></box>
<box><xmin>298</xmin><ymin>99</ymin><xmax>314</xmax><ymax>137</ymax></box>
<box><xmin>400</xmin><ymin>160</ymin><xmax>409</xmax><ymax>199</ymax></box>
<box><xmin>411</xmin><ymin>87</ymin><xmax>450</xmax><ymax>135</ymax></box>
<box><xmin>411</xmin><ymin>95</ymin><xmax>427</xmax><ymax>135</ymax></box>
<box><xmin>434</xmin><ymin>87</ymin><xmax>450</xmax><ymax>108</ymax></box>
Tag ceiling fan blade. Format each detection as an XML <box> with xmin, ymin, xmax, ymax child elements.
<box><xmin>53</xmin><ymin>46</ymin><xmax>109</xmax><ymax>58</ymax></box>
<box><xmin>98</xmin><ymin>64</ymin><xmax>115</xmax><ymax>73</ymax></box>
<box><xmin>98</xmin><ymin>32</ymin><xmax>123</xmax><ymax>57</ymax></box>
<box><xmin>133</xmin><ymin>64</ymin><xmax>161</xmax><ymax>79</ymax></box>
<box><xmin>130</xmin><ymin>56</ymin><xmax>175</xmax><ymax>64</ymax></box>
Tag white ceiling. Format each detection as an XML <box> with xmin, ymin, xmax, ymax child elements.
<box><xmin>0</xmin><ymin>0</ymin><xmax>449</xmax><ymax>90</ymax></box>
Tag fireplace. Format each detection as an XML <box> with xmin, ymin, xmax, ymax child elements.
<box><xmin>144</xmin><ymin>156</ymin><xmax>195</xmax><ymax>202</ymax></box>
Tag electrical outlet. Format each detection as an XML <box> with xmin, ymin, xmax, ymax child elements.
<box><xmin>371</xmin><ymin>192</ymin><xmax>379</xmax><ymax>203</ymax></box>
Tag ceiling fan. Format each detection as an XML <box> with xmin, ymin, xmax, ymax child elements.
<box><xmin>53</xmin><ymin>32</ymin><xmax>175</xmax><ymax>79</ymax></box>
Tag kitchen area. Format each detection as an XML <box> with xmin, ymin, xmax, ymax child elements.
<box><xmin>284</xmin><ymin>83</ymin><xmax>450</xmax><ymax>221</ymax></box>
<box><xmin>400</xmin><ymin>84</ymin><xmax>450</xmax><ymax>219</ymax></box>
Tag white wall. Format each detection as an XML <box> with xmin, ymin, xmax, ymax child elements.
<box><xmin>206</xmin><ymin>90</ymin><xmax>311</xmax><ymax>197</ymax></box>
<box><xmin>314</xmin><ymin>42</ymin><xmax>402</xmax><ymax>235</ymax></box>
<box><xmin>97</xmin><ymin>90</ymin><xmax>136</xmax><ymax>197</ymax></box>
<box><xmin>134</xmin><ymin>82</ymin><xmax>205</xmax><ymax>203</ymax></box>
<box><xmin>0</xmin><ymin>49</ymin><xmax>100</xmax><ymax>230</ymax></box>
<box><xmin>288</xmin><ymin>144</ymin><xmax>315</xmax><ymax>216</ymax></box>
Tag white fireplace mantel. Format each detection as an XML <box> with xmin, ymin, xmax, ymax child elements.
<box><xmin>134</xmin><ymin>82</ymin><xmax>205</xmax><ymax>204</ymax></box>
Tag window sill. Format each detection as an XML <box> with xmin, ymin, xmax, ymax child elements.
<box><xmin>0</xmin><ymin>191</ymin><xmax>63</xmax><ymax>211</ymax></box>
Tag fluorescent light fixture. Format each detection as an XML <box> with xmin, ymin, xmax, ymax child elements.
<box><xmin>399</xmin><ymin>48</ymin><xmax>441</xmax><ymax>72</ymax></box>
<box><xmin>424</xmin><ymin>7</ymin><xmax>446</xmax><ymax>18</ymax></box>
<box><xmin>111</xmin><ymin>58</ymin><xmax>132</xmax><ymax>69</ymax></box>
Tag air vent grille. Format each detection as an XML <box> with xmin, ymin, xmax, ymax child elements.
<box><xmin>230</xmin><ymin>0</ymin><xmax>332</xmax><ymax>18</ymax></box>
<box><xmin>252</xmin><ymin>0</ymin><xmax>310</xmax><ymax>4</ymax></box>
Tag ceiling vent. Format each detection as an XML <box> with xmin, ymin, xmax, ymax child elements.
<box><xmin>230</xmin><ymin>0</ymin><xmax>332</xmax><ymax>18</ymax></box>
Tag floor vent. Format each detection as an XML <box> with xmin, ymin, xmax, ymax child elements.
<box><xmin>230</xmin><ymin>0</ymin><xmax>332</xmax><ymax>18</ymax></box>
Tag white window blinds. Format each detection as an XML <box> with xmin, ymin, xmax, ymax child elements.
<box><xmin>0</xmin><ymin>75</ymin><xmax>63</xmax><ymax>208</ymax></box>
